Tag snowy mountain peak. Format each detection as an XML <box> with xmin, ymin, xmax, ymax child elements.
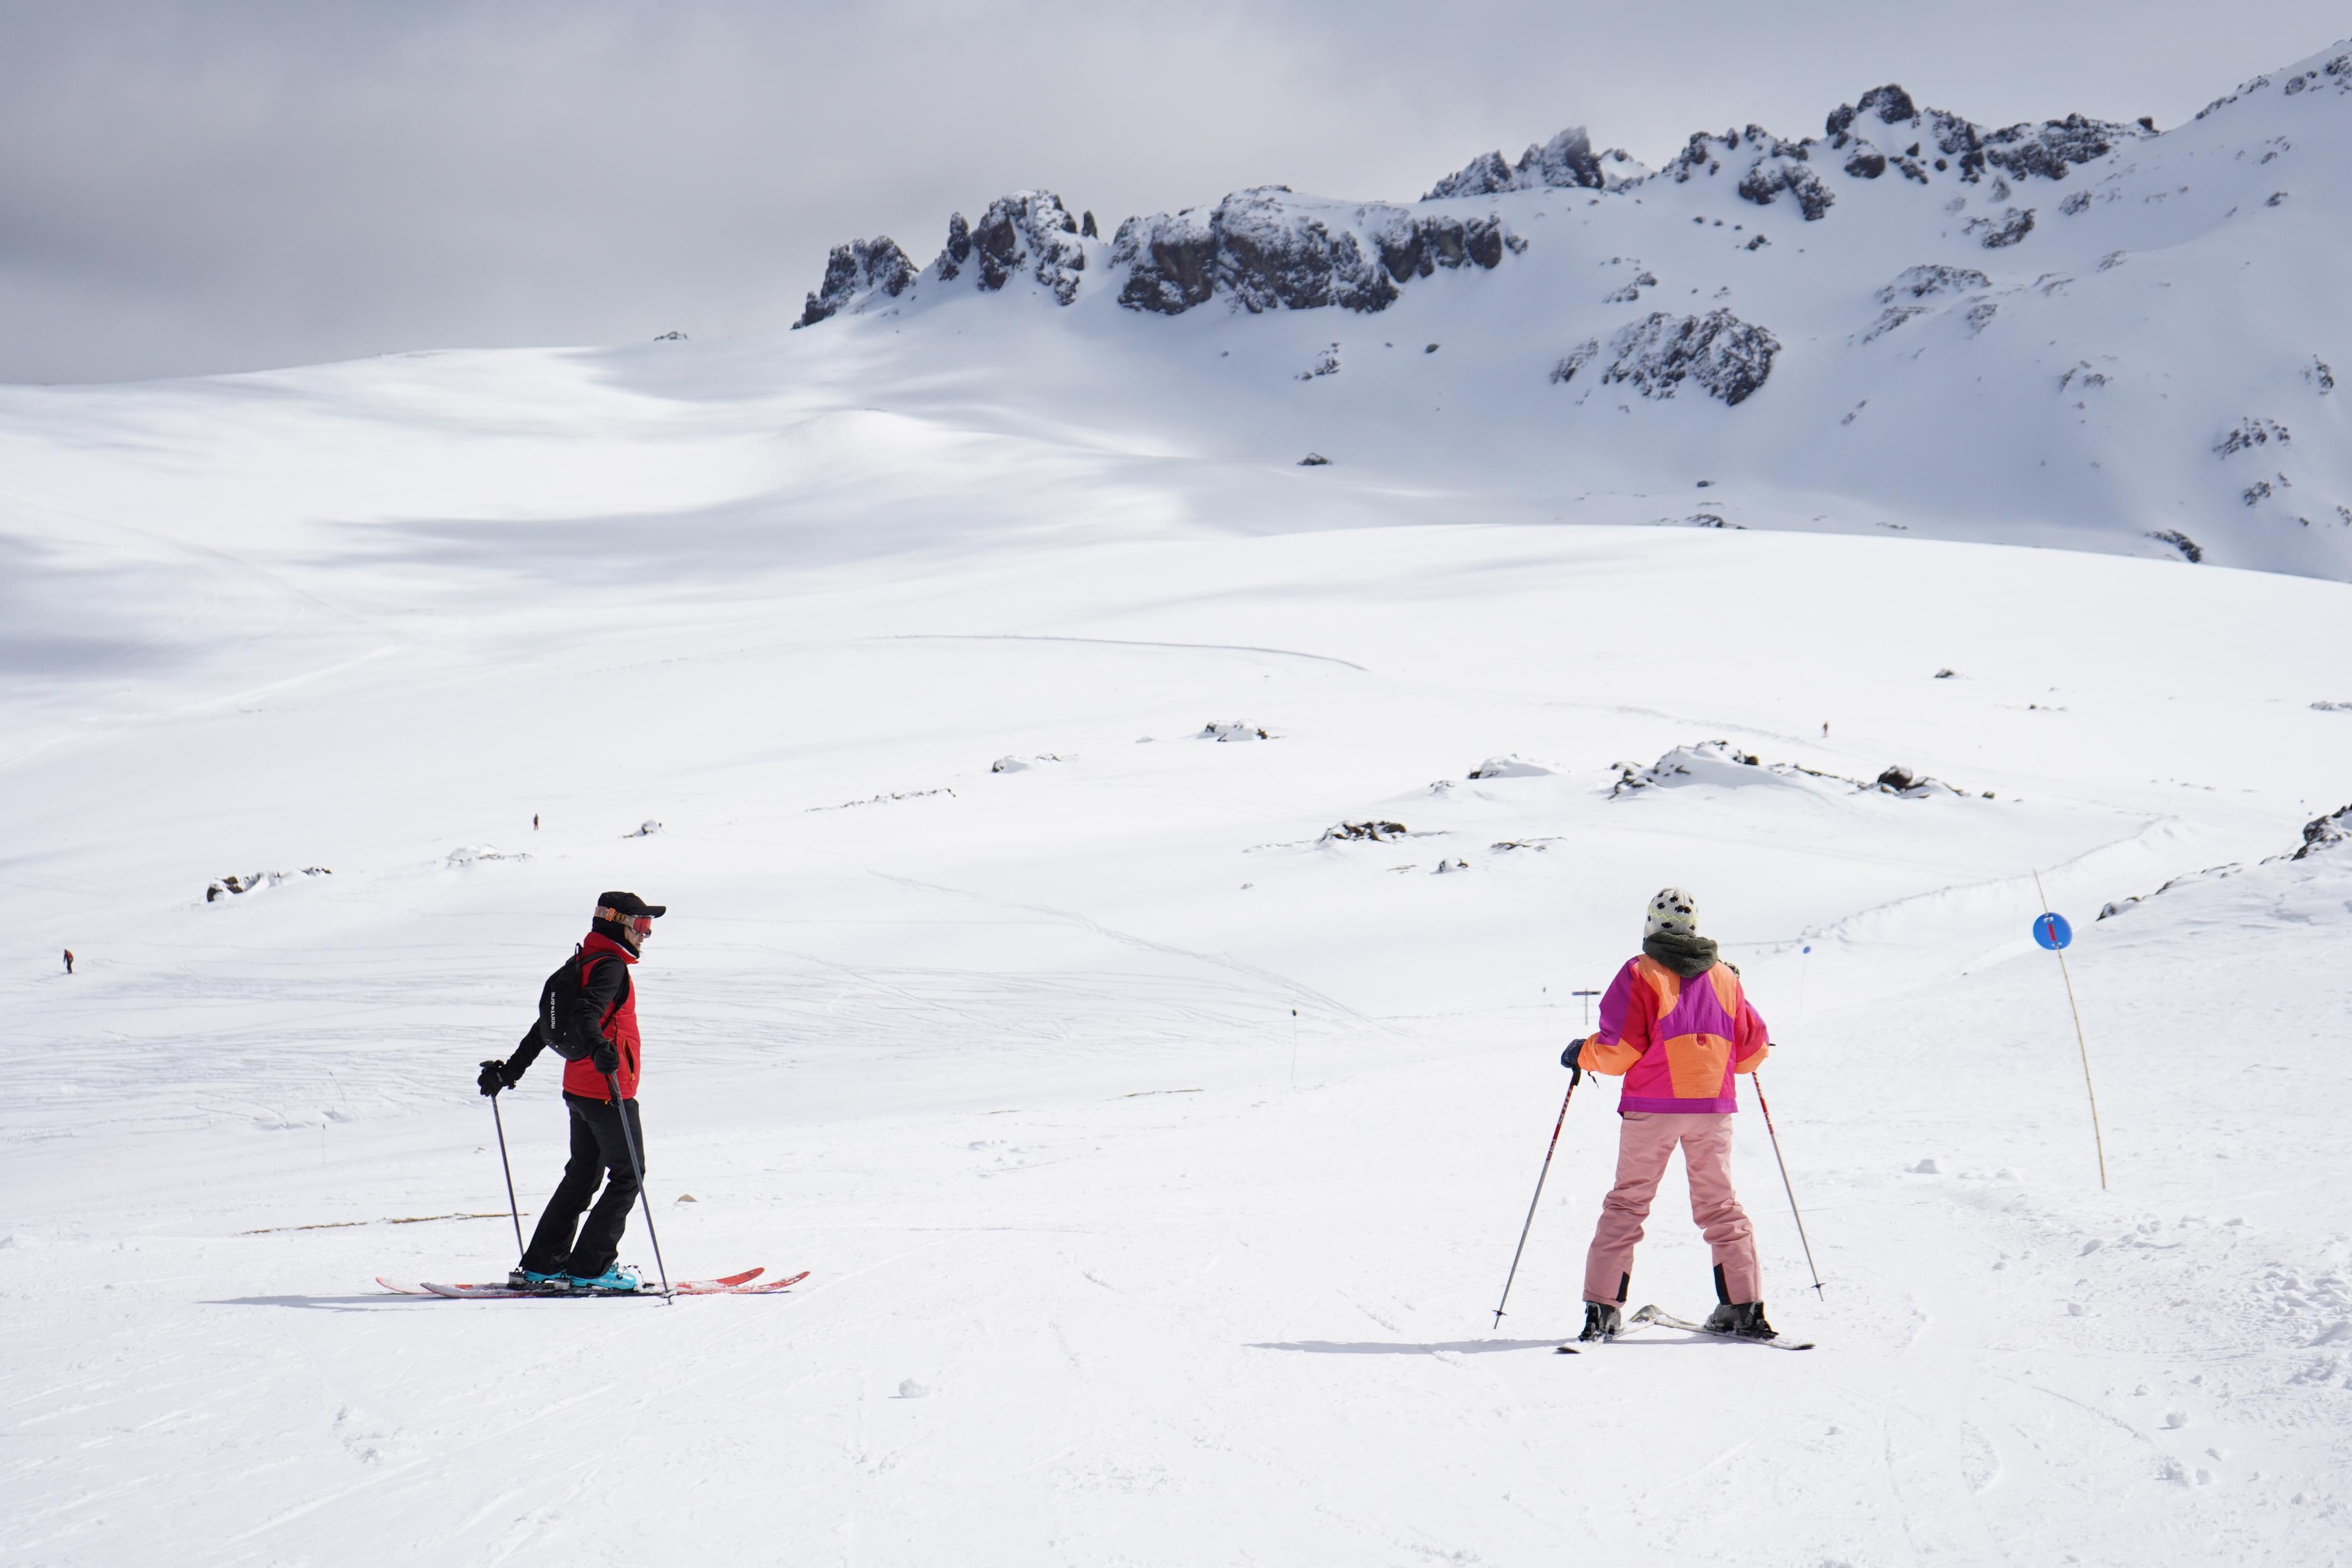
<box><xmin>1422</xmin><ymin>126</ymin><xmax>1649</xmax><ymax>200</ymax></box>
<box><xmin>778</xmin><ymin>35</ymin><xmax>2352</xmax><ymax>577</ymax></box>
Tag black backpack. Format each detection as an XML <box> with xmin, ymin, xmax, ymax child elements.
<box><xmin>537</xmin><ymin>945</ymin><xmax>628</xmax><ymax>1062</ymax></box>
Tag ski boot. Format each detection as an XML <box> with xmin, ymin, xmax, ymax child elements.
<box><xmin>507</xmin><ymin>1268</ymin><xmax>568</xmax><ymax>1292</ymax></box>
<box><xmin>1577</xmin><ymin>1302</ymin><xmax>1624</xmax><ymax>1342</ymax></box>
<box><xmin>1703</xmin><ymin>1301</ymin><xmax>1777</xmax><ymax>1340</ymax></box>
<box><xmin>565</xmin><ymin>1264</ymin><xmax>643</xmax><ymax>1294</ymax></box>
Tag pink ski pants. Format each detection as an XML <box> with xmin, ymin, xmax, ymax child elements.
<box><xmin>1583</xmin><ymin>1112</ymin><xmax>1761</xmax><ymax>1306</ymax></box>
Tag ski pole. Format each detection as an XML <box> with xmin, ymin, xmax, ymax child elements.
<box><xmin>1751</xmin><ymin>1070</ymin><xmax>1823</xmax><ymax>1297</ymax></box>
<box><xmin>486</xmin><ymin>1081</ymin><xmax>526</xmax><ymax>1261</ymax></box>
<box><xmin>1491</xmin><ymin>1073</ymin><xmax>1579</xmax><ymax>1328</ymax></box>
<box><xmin>605</xmin><ymin>1072</ymin><xmax>675</xmax><ymax>1304</ymax></box>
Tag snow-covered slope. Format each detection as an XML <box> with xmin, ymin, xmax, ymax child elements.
<box><xmin>5</xmin><ymin>36</ymin><xmax>2352</xmax><ymax>1568</ymax></box>
<box><xmin>793</xmin><ymin>39</ymin><xmax>2352</xmax><ymax>578</ymax></box>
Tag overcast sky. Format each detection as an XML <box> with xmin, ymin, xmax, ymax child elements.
<box><xmin>1</xmin><ymin>1</ymin><xmax>2342</xmax><ymax>384</ymax></box>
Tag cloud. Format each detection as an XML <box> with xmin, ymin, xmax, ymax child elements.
<box><xmin>0</xmin><ymin>0</ymin><xmax>2341</xmax><ymax>383</ymax></box>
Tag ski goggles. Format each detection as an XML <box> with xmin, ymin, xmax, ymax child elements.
<box><xmin>596</xmin><ymin>907</ymin><xmax>658</xmax><ymax>942</ymax></box>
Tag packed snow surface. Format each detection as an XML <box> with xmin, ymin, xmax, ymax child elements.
<box><xmin>6</xmin><ymin>37</ymin><xmax>2352</xmax><ymax>1568</ymax></box>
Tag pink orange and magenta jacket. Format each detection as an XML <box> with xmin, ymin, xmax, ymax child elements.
<box><xmin>1581</xmin><ymin>954</ymin><xmax>1770</xmax><ymax>1114</ymax></box>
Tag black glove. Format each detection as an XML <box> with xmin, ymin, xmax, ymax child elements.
<box><xmin>1561</xmin><ymin>1036</ymin><xmax>1586</xmax><ymax>1086</ymax></box>
<box><xmin>477</xmin><ymin>1059</ymin><xmax>517</xmax><ymax>1097</ymax></box>
<box><xmin>590</xmin><ymin>1041</ymin><xmax>620</xmax><ymax>1077</ymax></box>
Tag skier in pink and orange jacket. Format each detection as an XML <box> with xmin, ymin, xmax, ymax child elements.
<box><xmin>1562</xmin><ymin>886</ymin><xmax>1777</xmax><ymax>1342</ymax></box>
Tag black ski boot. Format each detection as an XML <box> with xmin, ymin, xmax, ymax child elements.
<box><xmin>1578</xmin><ymin>1302</ymin><xmax>1624</xmax><ymax>1342</ymax></box>
<box><xmin>1703</xmin><ymin>1301</ymin><xmax>1777</xmax><ymax>1340</ymax></box>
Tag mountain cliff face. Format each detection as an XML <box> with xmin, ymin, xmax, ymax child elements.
<box><xmin>786</xmin><ymin>40</ymin><xmax>2352</xmax><ymax>580</ymax></box>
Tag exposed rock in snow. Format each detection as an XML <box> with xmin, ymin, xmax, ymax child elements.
<box><xmin>1555</xmin><ymin>310</ymin><xmax>1780</xmax><ymax>407</ymax></box>
<box><xmin>1115</xmin><ymin>191</ymin><xmax>1390</xmax><ymax>316</ymax></box>
<box><xmin>1112</xmin><ymin>191</ymin><xmax>1522</xmax><ymax>317</ymax></box>
<box><xmin>444</xmin><ymin>845</ymin><xmax>526</xmax><ymax>867</ymax></box>
<box><xmin>2309</xmin><ymin>358</ymin><xmax>2337</xmax><ymax>393</ymax></box>
<box><xmin>1879</xmin><ymin>264</ymin><xmax>1991</xmax><ymax>302</ymax></box>
<box><xmin>968</xmin><ymin>192</ymin><xmax>1087</xmax><ymax>304</ymax></box>
<box><xmin>1296</xmin><ymin>451</ymin><xmax>1331</xmax><ymax>467</ymax></box>
<box><xmin>2099</xmin><ymin>802</ymin><xmax>2352</xmax><ymax>917</ymax></box>
<box><xmin>653</xmin><ymin>331</ymin><xmax>687</xmax><ymax>341</ymax></box>
<box><xmin>1196</xmin><ymin>721</ymin><xmax>1268</xmax><ymax>742</ymax></box>
<box><xmin>1297</xmin><ymin>343</ymin><xmax>1341</xmax><ymax>381</ymax></box>
<box><xmin>1610</xmin><ymin>740</ymin><xmax>1761</xmax><ymax>795</ymax></box>
<box><xmin>2150</xmin><ymin>530</ymin><xmax>2205</xmax><ymax>563</ymax></box>
<box><xmin>1466</xmin><ymin>756</ymin><xmax>1552</xmax><ymax>779</ymax></box>
<box><xmin>1321</xmin><ymin>820</ymin><xmax>1407</xmax><ymax>842</ymax></box>
<box><xmin>937</xmin><ymin>212</ymin><xmax>972</xmax><ymax>279</ymax></box>
<box><xmin>2292</xmin><ymin>802</ymin><xmax>2352</xmax><ymax>860</ymax></box>
<box><xmin>1609</xmin><ymin>741</ymin><xmax>1987</xmax><ymax>800</ymax></box>
<box><xmin>807</xmin><ymin>787</ymin><xmax>955</xmax><ymax>812</ymax></box>
<box><xmin>2216</xmin><ymin>417</ymin><xmax>2292</xmax><ymax>456</ymax></box>
<box><xmin>1423</xmin><ymin>126</ymin><xmax>1647</xmax><ymax>200</ymax></box>
<box><xmin>205</xmin><ymin>867</ymin><xmax>333</xmax><ymax>902</ymax></box>
<box><xmin>797</xmin><ymin>237</ymin><xmax>917</xmax><ymax>328</ymax></box>
<box><xmin>625</xmin><ymin>819</ymin><xmax>663</xmax><ymax>837</ymax></box>
<box><xmin>1968</xmin><ymin>207</ymin><xmax>2038</xmax><ymax>248</ymax></box>
<box><xmin>1739</xmin><ymin>149</ymin><xmax>1835</xmax><ymax>220</ymax></box>
<box><xmin>1826</xmin><ymin>84</ymin><xmax>2145</xmax><ymax>187</ymax></box>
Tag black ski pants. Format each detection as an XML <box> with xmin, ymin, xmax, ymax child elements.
<box><xmin>520</xmin><ymin>1092</ymin><xmax>645</xmax><ymax>1278</ymax></box>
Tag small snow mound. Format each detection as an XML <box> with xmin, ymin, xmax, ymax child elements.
<box><xmin>991</xmin><ymin>757</ymin><xmax>1032</xmax><ymax>773</ymax></box>
<box><xmin>1609</xmin><ymin>740</ymin><xmax>1761</xmax><ymax>795</ymax></box>
<box><xmin>207</xmin><ymin>867</ymin><xmax>334</xmax><ymax>900</ymax></box>
<box><xmin>446</xmin><ymin>845</ymin><xmax>528</xmax><ymax>867</ymax></box>
<box><xmin>1196</xmin><ymin>721</ymin><xmax>1268</xmax><ymax>742</ymax></box>
<box><xmin>2309</xmin><ymin>1320</ymin><xmax>2352</xmax><ymax>1346</ymax></box>
<box><xmin>1433</xmin><ymin>858</ymin><xmax>1469</xmax><ymax>874</ymax></box>
<box><xmin>625</xmin><ymin>820</ymin><xmax>663</xmax><ymax>838</ymax></box>
<box><xmin>1910</xmin><ymin>1158</ymin><xmax>1941</xmax><ymax>1174</ymax></box>
<box><xmin>1466</xmin><ymin>755</ymin><xmax>1552</xmax><ymax>779</ymax></box>
<box><xmin>0</xmin><ymin>1232</ymin><xmax>36</xmax><ymax>1249</ymax></box>
<box><xmin>2312</xmin><ymin>701</ymin><xmax>2352</xmax><ymax>713</ymax></box>
<box><xmin>897</xmin><ymin>1379</ymin><xmax>931</xmax><ymax>1399</ymax></box>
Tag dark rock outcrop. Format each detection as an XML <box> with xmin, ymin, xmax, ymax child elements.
<box><xmin>1557</xmin><ymin>310</ymin><xmax>1781</xmax><ymax>407</ymax></box>
<box><xmin>796</xmin><ymin>237</ymin><xmax>917</xmax><ymax>327</ymax></box>
<box><xmin>1423</xmin><ymin>126</ymin><xmax>1645</xmax><ymax>199</ymax></box>
<box><xmin>1969</xmin><ymin>207</ymin><xmax>2037</xmax><ymax>248</ymax></box>
<box><xmin>1110</xmin><ymin>190</ymin><xmax>1522</xmax><ymax>317</ymax></box>
<box><xmin>2215</xmin><ymin>417</ymin><xmax>2291</xmax><ymax>457</ymax></box>
<box><xmin>1826</xmin><ymin>84</ymin><xmax>2144</xmax><ymax>187</ymax></box>
<box><xmin>970</xmin><ymin>192</ymin><xmax>1086</xmax><ymax>303</ymax></box>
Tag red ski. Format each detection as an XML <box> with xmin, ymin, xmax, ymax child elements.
<box><xmin>376</xmin><ymin>1268</ymin><xmax>807</xmax><ymax>1299</ymax></box>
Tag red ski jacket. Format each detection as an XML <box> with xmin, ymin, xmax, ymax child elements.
<box><xmin>562</xmin><ymin>931</ymin><xmax>642</xmax><ymax>1101</ymax></box>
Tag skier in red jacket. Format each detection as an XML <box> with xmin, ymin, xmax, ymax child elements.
<box><xmin>476</xmin><ymin>891</ymin><xmax>664</xmax><ymax>1292</ymax></box>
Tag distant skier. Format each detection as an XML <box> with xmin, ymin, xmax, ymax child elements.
<box><xmin>475</xmin><ymin>891</ymin><xmax>665</xmax><ymax>1292</ymax></box>
<box><xmin>62</xmin><ymin>948</ymin><xmax>74</xmax><ymax>975</ymax></box>
<box><xmin>1561</xmin><ymin>888</ymin><xmax>1776</xmax><ymax>1341</ymax></box>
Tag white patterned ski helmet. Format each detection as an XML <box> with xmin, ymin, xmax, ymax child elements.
<box><xmin>1645</xmin><ymin>886</ymin><xmax>1698</xmax><ymax>938</ymax></box>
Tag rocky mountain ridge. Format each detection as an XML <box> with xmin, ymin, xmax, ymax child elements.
<box><xmin>799</xmin><ymin>76</ymin><xmax>2167</xmax><ymax>329</ymax></box>
<box><xmin>778</xmin><ymin>39</ymin><xmax>2352</xmax><ymax>579</ymax></box>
